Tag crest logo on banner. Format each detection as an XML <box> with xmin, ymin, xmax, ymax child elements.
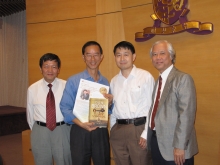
<box><xmin>135</xmin><ymin>0</ymin><xmax>213</xmax><ymax>42</ymax></box>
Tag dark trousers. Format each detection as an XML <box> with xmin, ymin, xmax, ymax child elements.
<box><xmin>150</xmin><ymin>132</ymin><xmax>194</xmax><ymax>165</ymax></box>
<box><xmin>70</xmin><ymin>124</ymin><xmax>110</xmax><ymax>165</ymax></box>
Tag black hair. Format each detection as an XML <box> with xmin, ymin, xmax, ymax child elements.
<box><xmin>39</xmin><ymin>53</ymin><xmax>61</xmax><ymax>68</ymax></box>
<box><xmin>82</xmin><ymin>41</ymin><xmax>103</xmax><ymax>55</ymax></box>
<box><xmin>113</xmin><ymin>41</ymin><xmax>135</xmax><ymax>54</ymax></box>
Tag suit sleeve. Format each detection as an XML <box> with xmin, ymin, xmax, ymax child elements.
<box><xmin>173</xmin><ymin>74</ymin><xmax>197</xmax><ymax>150</ymax></box>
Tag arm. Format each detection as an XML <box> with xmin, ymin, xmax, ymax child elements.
<box><xmin>173</xmin><ymin>74</ymin><xmax>197</xmax><ymax>164</ymax></box>
<box><xmin>139</xmin><ymin>74</ymin><xmax>155</xmax><ymax>149</ymax></box>
<box><xmin>26</xmin><ymin>88</ymin><xmax>34</xmax><ymax>130</ymax></box>
<box><xmin>103</xmin><ymin>93</ymin><xmax>113</xmax><ymax>114</ymax></box>
<box><xmin>60</xmin><ymin>79</ymin><xmax>77</xmax><ymax>124</ymax></box>
<box><xmin>109</xmin><ymin>79</ymin><xmax>116</xmax><ymax>128</ymax></box>
<box><xmin>110</xmin><ymin>113</ymin><xmax>117</xmax><ymax>129</ymax></box>
<box><xmin>174</xmin><ymin>148</ymin><xmax>185</xmax><ymax>165</ymax></box>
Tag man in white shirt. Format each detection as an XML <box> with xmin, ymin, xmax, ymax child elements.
<box><xmin>27</xmin><ymin>53</ymin><xmax>71</xmax><ymax>165</ymax></box>
<box><xmin>110</xmin><ymin>41</ymin><xmax>155</xmax><ymax>165</ymax></box>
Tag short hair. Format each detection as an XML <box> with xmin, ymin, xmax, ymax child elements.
<box><xmin>82</xmin><ymin>41</ymin><xmax>103</xmax><ymax>55</ymax></box>
<box><xmin>149</xmin><ymin>40</ymin><xmax>176</xmax><ymax>64</ymax></box>
<box><xmin>113</xmin><ymin>41</ymin><xmax>135</xmax><ymax>54</ymax></box>
<box><xmin>39</xmin><ymin>53</ymin><xmax>61</xmax><ymax>68</ymax></box>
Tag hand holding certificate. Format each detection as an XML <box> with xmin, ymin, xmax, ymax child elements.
<box><xmin>73</xmin><ymin>79</ymin><xmax>109</xmax><ymax>123</ymax></box>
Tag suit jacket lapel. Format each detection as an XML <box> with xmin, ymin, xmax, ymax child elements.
<box><xmin>157</xmin><ymin>67</ymin><xmax>177</xmax><ymax>113</ymax></box>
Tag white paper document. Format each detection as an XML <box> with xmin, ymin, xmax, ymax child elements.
<box><xmin>73</xmin><ymin>79</ymin><xmax>109</xmax><ymax>122</ymax></box>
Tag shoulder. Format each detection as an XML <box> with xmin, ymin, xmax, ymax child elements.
<box><xmin>110</xmin><ymin>73</ymin><xmax>119</xmax><ymax>84</ymax></box>
<box><xmin>27</xmin><ymin>79</ymin><xmax>43</xmax><ymax>96</ymax></box>
<box><xmin>28</xmin><ymin>79</ymin><xmax>43</xmax><ymax>90</ymax></box>
<box><xmin>100</xmin><ymin>75</ymin><xmax>109</xmax><ymax>85</ymax></box>
<box><xmin>68</xmin><ymin>71</ymin><xmax>86</xmax><ymax>81</ymax></box>
<box><xmin>56</xmin><ymin>78</ymin><xmax>66</xmax><ymax>87</ymax></box>
<box><xmin>66</xmin><ymin>72</ymin><xmax>84</xmax><ymax>84</ymax></box>
<box><xmin>136</xmin><ymin>67</ymin><xmax>153</xmax><ymax>76</ymax></box>
<box><xmin>56</xmin><ymin>77</ymin><xmax>66</xmax><ymax>82</ymax></box>
<box><xmin>64</xmin><ymin>71</ymin><xmax>87</xmax><ymax>90</ymax></box>
<box><xmin>170</xmin><ymin>68</ymin><xmax>195</xmax><ymax>87</ymax></box>
<box><xmin>173</xmin><ymin>68</ymin><xmax>194</xmax><ymax>80</ymax></box>
<box><xmin>135</xmin><ymin>67</ymin><xmax>154</xmax><ymax>82</ymax></box>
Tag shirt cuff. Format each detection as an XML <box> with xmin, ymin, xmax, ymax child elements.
<box><xmin>141</xmin><ymin>129</ymin><xmax>147</xmax><ymax>140</ymax></box>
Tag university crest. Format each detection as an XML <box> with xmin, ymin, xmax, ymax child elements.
<box><xmin>135</xmin><ymin>0</ymin><xmax>213</xmax><ymax>42</ymax></box>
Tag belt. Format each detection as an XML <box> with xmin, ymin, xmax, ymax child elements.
<box><xmin>36</xmin><ymin>121</ymin><xmax>65</xmax><ymax>127</ymax></box>
<box><xmin>116</xmin><ymin>117</ymin><xmax>146</xmax><ymax>126</ymax></box>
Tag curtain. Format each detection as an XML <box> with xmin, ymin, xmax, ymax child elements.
<box><xmin>0</xmin><ymin>11</ymin><xmax>28</xmax><ymax>107</ymax></box>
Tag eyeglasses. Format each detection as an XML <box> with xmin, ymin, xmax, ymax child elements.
<box><xmin>84</xmin><ymin>54</ymin><xmax>101</xmax><ymax>60</ymax></box>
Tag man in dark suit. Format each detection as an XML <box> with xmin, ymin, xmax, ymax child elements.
<box><xmin>147</xmin><ymin>40</ymin><xmax>198</xmax><ymax>165</ymax></box>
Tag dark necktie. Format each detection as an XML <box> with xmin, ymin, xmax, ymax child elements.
<box><xmin>151</xmin><ymin>76</ymin><xmax>162</xmax><ymax>130</ymax></box>
<box><xmin>46</xmin><ymin>84</ymin><xmax>56</xmax><ymax>131</ymax></box>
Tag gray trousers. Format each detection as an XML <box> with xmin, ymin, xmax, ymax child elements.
<box><xmin>110</xmin><ymin>123</ymin><xmax>148</xmax><ymax>165</ymax></box>
<box><xmin>31</xmin><ymin>122</ymin><xmax>72</xmax><ymax>165</ymax></box>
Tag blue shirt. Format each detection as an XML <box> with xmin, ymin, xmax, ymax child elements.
<box><xmin>60</xmin><ymin>70</ymin><xmax>110</xmax><ymax>124</ymax></box>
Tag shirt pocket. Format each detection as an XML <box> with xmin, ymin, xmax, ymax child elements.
<box><xmin>33</xmin><ymin>94</ymin><xmax>46</xmax><ymax>107</ymax></box>
<box><xmin>130</xmin><ymin>87</ymin><xmax>141</xmax><ymax>104</ymax></box>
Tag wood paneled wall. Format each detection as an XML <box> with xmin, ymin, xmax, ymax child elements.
<box><xmin>26</xmin><ymin>0</ymin><xmax>220</xmax><ymax>165</ymax></box>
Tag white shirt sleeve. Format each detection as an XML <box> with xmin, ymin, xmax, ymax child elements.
<box><xmin>140</xmin><ymin>73</ymin><xmax>155</xmax><ymax>139</ymax></box>
<box><xmin>26</xmin><ymin>88</ymin><xmax>34</xmax><ymax>130</ymax></box>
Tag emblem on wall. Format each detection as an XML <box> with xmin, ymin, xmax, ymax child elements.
<box><xmin>135</xmin><ymin>0</ymin><xmax>213</xmax><ymax>42</ymax></box>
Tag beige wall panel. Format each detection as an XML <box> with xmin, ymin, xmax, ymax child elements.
<box><xmin>121</xmin><ymin>0</ymin><xmax>151</xmax><ymax>9</ymax></box>
<box><xmin>96</xmin><ymin>0</ymin><xmax>121</xmax><ymax>14</ymax></box>
<box><xmin>122</xmin><ymin>1</ymin><xmax>220</xmax><ymax>165</ymax></box>
<box><xmin>26</xmin><ymin>0</ymin><xmax>96</xmax><ymax>23</ymax></box>
<box><xmin>27</xmin><ymin>17</ymin><xmax>97</xmax><ymax>85</ymax></box>
<box><xmin>122</xmin><ymin>4</ymin><xmax>156</xmax><ymax>75</ymax></box>
<box><xmin>96</xmin><ymin>12</ymin><xmax>125</xmax><ymax>81</ymax></box>
<box><xmin>181</xmin><ymin>1</ymin><xmax>220</xmax><ymax>164</ymax></box>
<box><xmin>219</xmin><ymin>141</ymin><xmax>220</xmax><ymax>165</ymax></box>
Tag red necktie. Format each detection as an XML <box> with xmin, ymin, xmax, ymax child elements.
<box><xmin>151</xmin><ymin>76</ymin><xmax>162</xmax><ymax>129</ymax></box>
<box><xmin>46</xmin><ymin>84</ymin><xmax>56</xmax><ymax>131</ymax></box>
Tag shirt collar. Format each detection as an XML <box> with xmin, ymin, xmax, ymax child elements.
<box><xmin>43</xmin><ymin>77</ymin><xmax>57</xmax><ymax>87</ymax></box>
<box><xmin>82</xmin><ymin>69</ymin><xmax>103</xmax><ymax>83</ymax></box>
<box><xmin>119</xmin><ymin>65</ymin><xmax>137</xmax><ymax>78</ymax></box>
<box><xmin>160</xmin><ymin>64</ymin><xmax>173</xmax><ymax>81</ymax></box>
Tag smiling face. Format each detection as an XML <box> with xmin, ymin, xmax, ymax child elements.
<box><xmin>40</xmin><ymin>60</ymin><xmax>60</xmax><ymax>83</ymax></box>
<box><xmin>114</xmin><ymin>47</ymin><xmax>136</xmax><ymax>72</ymax></box>
<box><xmin>151</xmin><ymin>42</ymin><xmax>173</xmax><ymax>73</ymax></box>
<box><xmin>82</xmin><ymin>45</ymin><xmax>103</xmax><ymax>71</ymax></box>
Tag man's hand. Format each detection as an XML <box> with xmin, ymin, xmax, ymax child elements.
<box><xmin>73</xmin><ymin>118</ymin><xmax>98</xmax><ymax>131</ymax></box>
<box><xmin>103</xmin><ymin>93</ymin><xmax>113</xmax><ymax>107</ymax></box>
<box><xmin>80</xmin><ymin>122</ymin><xmax>98</xmax><ymax>131</ymax></box>
<box><xmin>139</xmin><ymin>137</ymin><xmax>147</xmax><ymax>149</ymax></box>
<box><xmin>173</xmin><ymin>148</ymin><xmax>185</xmax><ymax>165</ymax></box>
